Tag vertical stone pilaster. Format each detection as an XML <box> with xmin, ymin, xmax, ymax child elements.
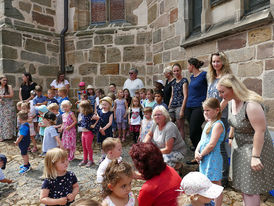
<box><xmin>235</xmin><ymin>0</ymin><xmax>244</xmax><ymax>22</ymax></box>
<box><xmin>201</xmin><ymin>0</ymin><xmax>210</xmax><ymax>33</ymax></box>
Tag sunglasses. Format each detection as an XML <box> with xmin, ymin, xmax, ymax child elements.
<box><xmin>129</xmin><ymin>72</ymin><xmax>134</xmax><ymax>75</ymax></box>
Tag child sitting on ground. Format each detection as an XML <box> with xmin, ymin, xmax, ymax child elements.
<box><xmin>0</xmin><ymin>154</ymin><xmax>12</xmax><ymax>184</ymax></box>
<box><xmin>96</xmin><ymin>138</ymin><xmax>122</xmax><ymax>183</ymax></box>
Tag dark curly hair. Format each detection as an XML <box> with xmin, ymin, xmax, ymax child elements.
<box><xmin>130</xmin><ymin>143</ymin><xmax>166</xmax><ymax>180</ymax></box>
<box><xmin>101</xmin><ymin>160</ymin><xmax>133</xmax><ymax>198</ymax></box>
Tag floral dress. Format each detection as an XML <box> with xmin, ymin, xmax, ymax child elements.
<box><xmin>0</xmin><ymin>87</ymin><xmax>16</xmax><ymax>140</ymax></box>
<box><xmin>62</xmin><ymin>112</ymin><xmax>76</xmax><ymax>160</ymax></box>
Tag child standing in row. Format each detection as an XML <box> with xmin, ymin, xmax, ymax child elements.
<box><xmin>40</xmin><ymin>148</ymin><xmax>79</xmax><ymax>205</ymax></box>
<box><xmin>113</xmin><ymin>89</ymin><xmax>128</xmax><ymax>142</ymax></box>
<box><xmin>47</xmin><ymin>103</ymin><xmax>62</xmax><ymax>134</ymax></box>
<box><xmin>98</xmin><ymin>97</ymin><xmax>113</xmax><ymax>143</ymax></box>
<box><xmin>139</xmin><ymin>88</ymin><xmax>147</xmax><ymax>107</ymax></box>
<box><xmin>195</xmin><ymin>98</ymin><xmax>225</xmax><ymax>206</ymax></box>
<box><xmin>87</xmin><ymin>85</ymin><xmax>96</xmax><ymax>111</ymax></box>
<box><xmin>57</xmin><ymin>87</ymin><xmax>69</xmax><ymax>115</ymax></box>
<box><xmin>37</xmin><ymin>105</ymin><xmax>48</xmax><ymax>147</ymax></box>
<box><xmin>33</xmin><ymin>85</ymin><xmax>47</xmax><ymax>106</ymax></box>
<box><xmin>129</xmin><ymin>96</ymin><xmax>142</xmax><ymax>143</ymax></box>
<box><xmin>47</xmin><ymin>89</ymin><xmax>58</xmax><ymax>106</ymax></box>
<box><xmin>61</xmin><ymin>100</ymin><xmax>77</xmax><ymax>161</ymax></box>
<box><xmin>139</xmin><ymin>107</ymin><xmax>153</xmax><ymax>142</ymax></box>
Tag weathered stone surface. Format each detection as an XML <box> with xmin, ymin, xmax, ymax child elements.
<box><xmin>108</xmin><ymin>76</ymin><xmax>127</xmax><ymax>87</ymax></box>
<box><xmin>33</xmin><ymin>4</ymin><xmax>42</xmax><ymax>12</ymax></box>
<box><xmin>120</xmin><ymin>63</ymin><xmax>131</xmax><ymax>75</ymax></box>
<box><xmin>100</xmin><ymin>64</ymin><xmax>119</xmax><ymax>75</ymax></box>
<box><xmin>46</xmin><ymin>8</ymin><xmax>56</xmax><ymax>15</ymax></box>
<box><xmin>243</xmin><ymin>78</ymin><xmax>262</xmax><ymax>95</ymax></box>
<box><xmin>137</xmin><ymin>32</ymin><xmax>152</xmax><ymax>44</ymax></box>
<box><xmin>153</xmin><ymin>14</ymin><xmax>169</xmax><ymax>29</ymax></box>
<box><xmin>107</xmin><ymin>48</ymin><xmax>121</xmax><ymax>63</ymax></box>
<box><xmin>170</xmin><ymin>8</ymin><xmax>178</xmax><ymax>23</ymax></box>
<box><xmin>218</xmin><ymin>33</ymin><xmax>246</xmax><ymax>51</ymax></box>
<box><xmin>82</xmin><ymin>77</ymin><xmax>94</xmax><ymax>86</ymax></box>
<box><xmin>163</xmin><ymin>51</ymin><xmax>171</xmax><ymax>62</ymax></box>
<box><xmin>94</xmin><ymin>35</ymin><xmax>113</xmax><ymax>45</ymax></box>
<box><xmin>14</xmin><ymin>20</ymin><xmax>35</xmax><ymax>28</ymax></box>
<box><xmin>21</xmin><ymin>51</ymin><xmax>49</xmax><ymax>64</ymax></box>
<box><xmin>153</xmin><ymin>42</ymin><xmax>163</xmax><ymax>53</ymax></box>
<box><xmin>76</xmin><ymin>39</ymin><xmax>93</xmax><ymax>50</ymax></box>
<box><xmin>47</xmin><ymin>44</ymin><xmax>59</xmax><ymax>53</ymax></box>
<box><xmin>1</xmin><ymin>30</ymin><xmax>22</xmax><ymax>47</ymax></box>
<box><xmin>160</xmin><ymin>1</ymin><xmax>164</xmax><ymax>14</ymax></box>
<box><xmin>123</xmin><ymin>46</ymin><xmax>145</xmax><ymax>62</ymax></box>
<box><xmin>153</xmin><ymin>29</ymin><xmax>161</xmax><ymax>44</ymax></box>
<box><xmin>38</xmin><ymin>65</ymin><xmax>59</xmax><ymax>76</ymax></box>
<box><xmin>185</xmin><ymin>41</ymin><xmax>216</xmax><ymax>57</ymax></box>
<box><xmin>263</xmin><ymin>71</ymin><xmax>274</xmax><ymax>98</ymax></box>
<box><xmin>19</xmin><ymin>1</ymin><xmax>31</xmax><ymax>13</ymax></box>
<box><xmin>148</xmin><ymin>4</ymin><xmax>157</xmax><ymax>24</ymax></box>
<box><xmin>238</xmin><ymin>61</ymin><xmax>263</xmax><ymax>77</ymax></box>
<box><xmin>248</xmin><ymin>27</ymin><xmax>272</xmax><ymax>46</ymax></box>
<box><xmin>32</xmin><ymin>11</ymin><xmax>54</xmax><ymax>27</ymax></box>
<box><xmin>70</xmin><ymin>77</ymin><xmax>81</xmax><ymax>88</ymax></box>
<box><xmin>4</xmin><ymin>0</ymin><xmax>24</xmax><ymax>20</ymax></box>
<box><xmin>66</xmin><ymin>51</ymin><xmax>84</xmax><ymax>65</ymax></box>
<box><xmin>1</xmin><ymin>46</ymin><xmax>18</xmax><ymax>59</ymax></box>
<box><xmin>131</xmin><ymin>64</ymin><xmax>146</xmax><ymax>75</ymax></box>
<box><xmin>163</xmin><ymin>24</ymin><xmax>175</xmax><ymax>40</ymax></box>
<box><xmin>5</xmin><ymin>75</ymin><xmax>16</xmax><ymax>86</ymax></box>
<box><xmin>226</xmin><ymin>47</ymin><xmax>255</xmax><ymax>63</ymax></box>
<box><xmin>31</xmin><ymin>0</ymin><xmax>51</xmax><ymax>7</ymax></box>
<box><xmin>264</xmin><ymin>100</ymin><xmax>274</xmax><ymax>127</ymax></box>
<box><xmin>95</xmin><ymin>76</ymin><xmax>109</xmax><ymax>87</ymax></box>
<box><xmin>2</xmin><ymin>60</ymin><xmax>25</xmax><ymax>73</ymax></box>
<box><xmin>114</xmin><ymin>35</ymin><xmax>134</xmax><ymax>45</ymax></box>
<box><xmin>265</xmin><ymin>59</ymin><xmax>274</xmax><ymax>70</ymax></box>
<box><xmin>29</xmin><ymin>64</ymin><xmax>36</xmax><ymax>74</ymax></box>
<box><xmin>257</xmin><ymin>42</ymin><xmax>274</xmax><ymax>59</ymax></box>
<box><xmin>89</xmin><ymin>46</ymin><xmax>105</xmax><ymax>63</ymax></box>
<box><xmin>79</xmin><ymin>63</ymin><xmax>97</xmax><ymax>75</ymax></box>
<box><xmin>153</xmin><ymin>53</ymin><xmax>162</xmax><ymax>64</ymax></box>
<box><xmin>25</xmin><ymin>39</ymin><xmax>46</xmax><ymax>54</ymax></box>
<box><xmin>50</xmin><ymin>57</ymin><xmax>58</xmax><ymax>65</ymax></box>
<box><xmin>164</xmin><ymin>36</ymin><xmax>180</xmax><ymax>50</ymax></box>
<box><xmin>164</xmin><ymin>0</ymin><xmax>177</xmax><ymax>12</ymax></box>
<box><xmin>146</xmin><ymin>52</ymin><xmax>152</xmax><ymax>62</ymax></box>
<box><xmin>65</xmin><ymin>40</ymin><xmax>75</xmax><ymax>51</ymax></box>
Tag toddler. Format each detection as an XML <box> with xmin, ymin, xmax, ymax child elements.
<box><xmin>57</xmin><ymin>87</ymin><xmax>69</xmax><ymax>115</ymax></box>
<box><xmin>128</xmin><ymin>96</ymin><xmax>142</xmax><ymax>143</ymax></box>
<box><xmin>0</xmin><ymin>154</ymin><xmax>12</xmax><ymax>184</ymax></box>
<box><xmin>77</xmin><ymin>82</ymin><xmax>86</xmax><ymax>101</ymax></box>
<box><xmin>139</xmin><ymin>107</ymin><xmax>153</xmax><ymax>142</ymax></box>
<box><xmin>33</xmin><ymin>85</ymin><xmax>47</xmax><ymax>106</ymax></box>
<box><xmin>97</xmin><ymin>138</ymin><xmax>122</xmax><ymax>183</ymax></box>
<box><xmin>40</xmin><ymin>148</ymin><xmax>79</xmax><ymax>205</ymax></box>
<box><xmin>47</xmin><ymin>89</ymin><xmax>58</xmax><ymax>106</ymax></box>
<box><xmin>101</xmin><ymin>160</ymin><xmax>137</xmax><ymax>206</ymax></box>
<box><xmin>87</xmin><ymin>85</ymin><xmax>96</xmax><ymax>111</ymax></box>
<box><xmin>47</xmin><ymin>103</ymin><xmax>62</xmax><ymax>134</ymax></box>
<box><xmin>36</xmin><ymin>105</ymin><xmax>48</xmax><ymax>146</ymax></box>
<box><xmin>177</xmin><ymin>172</ymin><xmax>223</xmax><ymax>206</ymax></box>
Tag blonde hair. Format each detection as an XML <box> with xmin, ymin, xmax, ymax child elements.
<box><xmin>16</xmin><ymin>101</ymin><xmax>23</xmax><ymax>108</ymax></box>
<box><xmin>71</xmin><ymin>199</ymin><xmax>101</xmax><ymax>206</ymax></box>
<box><xmin>43</xmin><ymin>148</ymin><xmax>68</xmax><ymax>179</ymax></box>
<box><xmin>218</xmin><ymin>74</ymin><xmax>263</xmax><ymax>103</ymax></box>
<box><xmin>61</xmin><ymin>100</ymin><xmax>72</xmax><ymax>109</ymax></box>
<box><xmin>177</xmin><ymin>193</ymin><xmax>192</xmax><ymax>205</ymax></box>
<box><xmin>102</xmin><ymin>137</ymin><xmax>121</xmax><ymax>153</ymax></box>
<box><xmin>207</xmin><ymin>52</ymin><xmax>232</xmax><ymax>83</ymax></box>
<box><xmin>21</xmin><ymin>102</ymin><xmax>30</xmax><ymax>111</ymax></box>
<box><xmin>152</xmin><ymin>105</ymin><xmax>171</xmax><ymax>123</ymax></box>
<box><xmin>47</xmin><ymin>103</ymin><xmax>59</xmax><ymax>111</ymax></box>
<box><xmin>130</xmin><ymin>96</ymin><xmax>141</xmax><ymax>108</ymax></box>
<box><xmin>203</xmin><ymin>98</ymin><xmax>222</xmax><ymax>134</ymax></box>
<box><xmin>58</xmin><ymin>87</ymin><xmax>68</xmax><ymax>95</ymax></box>
<box><xmin>163</xmin><ymin>65</ymin><xmax>173</xmax><ymax>75</ymax></box>
<box><xmin>17</xmin><ymin>111</ymin><xmax>28</xmax><ymax>121</ymax></box>
<box><xmin>79</xmin><ymin>100</ymin><xmax>93</xmax><ymax>116</ymax></box>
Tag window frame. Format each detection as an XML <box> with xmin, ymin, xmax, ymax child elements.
<box><xmin>210</xmin><ymin>0</ymin><xmax>230</xmax><ymax>7</ymax></box>
<box><xmin>189</xmin><ymin>0</ymin><xmax>202</xmax><ymax>35</ymax></box>
<box><xmin>244</xmin><ymin>0</ymin><xmax>270</xmax><ymax>15</ymax></box>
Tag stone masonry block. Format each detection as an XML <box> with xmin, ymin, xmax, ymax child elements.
<box><xmin>163</xmin><ymin>51</ymin><xmax>171</xmax><ymax>62</ymax></box>
<box><xmin>32</xmin><ymin>11</ymin><xmax>54</xmax><ymax>27</ymax></box>
<box><xmin>89</xmin><ymin>46</ymin><xmax>105</xmax><ymax>63</ymax></box>
<box><xmin>248</xmin><ymin>27</ymin><xmax>272</xmax><ymax>46</ymax></box>
<box><xmin>186</xmin><ymin>41</ymin><xmax>216</xmax><ymax>57</ymax></box>
<box><xmin>123</xmin><ymin>46</ymin><xmax>144</xmax><ymax>62</ymax></box>
<box><xmin>76</xmin><ymin>39</ymin><xmax>93</xmax><ymax>50</ymax></box>
<box><xmin>164</xmin><ymin>0</ymin><xmax>177</xmax><ymax>12</ymax></box>
<box><xmin>257</xmin><ymin>42</ymin><xmax>274</xmax><ymax>59</ymax></box>
<box><xmin>263</xmin><ymin>71</ymin><xmax>274</xmax><ymax>98</ymax></box>
<box><xmin>95</xmin><ymin>76</ymin><xmax>109</xmax><ymax>87</ymax></box>
<box><xmin>21</xmin><ymin>51</ymin><xmax>49</xmax><ymax>64</ymax></box>
<box><xmin>170</xmin><ymin>8</ymin><xmax>178</xmax><ymax>24</ymax></box>
<box><xmin>70</xmin><ymin>77</ymin><xmax>81</xmax><ymax>88</ymax></box>
<box><xmin>82</xmin><ymin>77</ymin><xmax>94</xmax><ymax>86</ymax></box>
<box><xmin>1</xmin><ymin>30</ymin><xmax>22</xmax><ymax>47</ymax></box>
<box><xmin>94</xmin><ymin>35</ymin><xmax>113</xmax><ymax>45</ymax></box>
<box><xmin>226</xmin><ymin>47</ymin><xmax>255</xmax><ymax>63</ymax></box>
<box><xmin>238</xmin><ymin>61</ymin><xmax>263</xmax><ymax>77</ymax></box>
<box><xmin>114</xmin><ymin>35</ymin><xmax>134</xmax><ymax>45</ymax></box>
<box><xmin>19</xmin><ymin>2</ymin><xmax>31</xmax><ymax>13</ymax></box>
<box><xmin>2</xmin><ymin>60</ymin><xmax>25</xmax><ymax>73</ymax></box>
<box><xmin>243</xmin><ymin>78</ymin><xmax>262</xmax><ymax>96</ymax></box>
<box><xmin>79</xmin><ymin>63</ymin><xmax>98</xmax><ymax>75</ymax></box>
<box><xmin>264</xmin><ymin>100</ymin><xmax>274</xmax><ymax>127</ymax></box>
<box><xmin>153</xmin><ymin>42</ymin><xmax>163</xmax><ymax>53</ymax></box>
<box><xmin>5</xmin><ymin>0</ymin><xmax>24</xmax><ymax>20</ymax></box>
<box><xmin>31</xmin><ymin>0</ymin><xmax>51</xmax><ymax>7</ymax></box>
<box><xmin>153</xmin><ymin>14</ymin><xmax>169</xmax><ymax>29</ymax></box>
<box><xmin>66</xmin><ymin>51</ymin><xmax>84</xmax><ymax>65</ymax></box>
<box><xmin>38</xmin><ymin>65</ymin><xmax>59</xmax><ymax>76</ymax></box>
<box><xmin>47</xmin><ymin>44</ymin><xmax>59</xmax><ymax>53</ymax></box>
<box><xmin>164</xmin><ymin>36</ymin><xmax>180</xmax><ymax>50</ymax></box>
<box><xmin>218</xmin><ymin>33</ymin><xmax>246</xmax><ymax>51</ymax></box>
<box><xmin>108</xmin><ymin>76</ymin><xmax>127</xmax><ymax>87</ymax></box>
<box><xmin>100</xmin><ymin>64</ymin><xmax>119</xmax><ymax>75</ymax></box>
<box><xmin>265</xmin><ymin>59</ymin><xmax>274</xmax><ymax>71</ymax></box>
<box><xmin>65</xmin><ymin>40</ymin><xmax>75</xmax><ymax>51</ymax></box>
<box><xmin>153</xmin><ymin>53</ymin><xmax>162</xmax><ymax>65</ymax></box>
<box><xmin>1</xmin><ymin>46</ymin><xmax>18</xmax><ymax>59</ymax></box>
<box><xmin>137</xmin><ymin>32</ymin><xmax>152</xmax><ymax>44</ymax></box>
<box><xmin>25</xmin><ymin>39</ymin><xmax>46</xmax><ymax>54</ymax></box>
<box><xmin>107</xmin><ymin>48</ymin><xmax>121</xmax><ymax>63</ymax></box>
<box><xmin>148</xmin><ymin>3</ymin><xmax>157</xmax><ymax>24</ymax></box>
<box><xmin>153</xmin><ymin>29</ymin><xmax>161</xmax><ymax>44</ymax></box>
<box><xmin>163</xmin><ymin>24</ymin><xmax>175</xmax><ymax>41</ymax></box>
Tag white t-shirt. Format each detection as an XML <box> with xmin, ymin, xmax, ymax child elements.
<box><xmin>96</xmin><ymin>156</ymin><xmax>122</xmax><ymax>183</ymax></box>
<box><xmin>130</xmin><ymin>107</ymin><xmax>141</xmax><ymax>125</ymax></box>
<box><xmin>42</xmin><ymin>126</ymin><xmax>59</xmax><ymax>153</ymax></box>
<box><xmin>50</xmin><ymin>79</ymin><xmax>70</xmax><ymax>89</ymax></box>
<box><xmin>123</xmin><ymin>78</ymin><xmax>144</xmax><ymax>97</ymax></box>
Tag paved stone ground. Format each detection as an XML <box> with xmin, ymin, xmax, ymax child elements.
<box><xmin>0</xmin><ymin>137</ymin><xmax>273</xmax><ymax>206</ymax></box>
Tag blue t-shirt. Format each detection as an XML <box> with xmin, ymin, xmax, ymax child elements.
<box><xmin>58</xmin><ymin>97</ymin><xmax>69</xmax><ymax>115</ymax></box>
<box><xmin>33</xmin><ymin>95</ymin><xmax>47</xmax><ymax>105</ymax></box>
<box><xmin>0</xmin><ymin>168</ymin><xmax>5</xmax><ymax>180</ymax></box>
<box><xmin>153</xmin><ymin>102</ymin><xmax>168</xmax><ymax>111</ymax></box>
<box><xmin>47</xmin><ymin>98</ymin><xmax>58</xmax><ymax>106</ymax></box>
<box><xmin>186</xmin><ymin>71</ymin><xmax>207</xmax><ymax>108</ymax></box>
<box><xmin>42</xmin><ymin>126</ymin><xmax>59</xmax><ymax>153</ymax></box>
<box><xmin>19</xmin><ymin>123</ymin><xmax>30</xmax><ymax>144</ymax></box>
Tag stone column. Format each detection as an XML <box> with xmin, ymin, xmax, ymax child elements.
<box><xmin>201</xmin><ymin>0</ymin><xmax>211</xmax><ymax>33</ymax></box>
<box><xmin>181</xmin><ymin>0</ymin><xmax>190</xmax><ymax>41</ymax></box>
<box><xmin>271</xmin><ymin>0</ymin><xmax>274</xmax><ymax>16</ymax></box>
<box><xmin>234</xmin><ymin>0</ymin><xmax>244</xmax><ymax>22</ymax></box>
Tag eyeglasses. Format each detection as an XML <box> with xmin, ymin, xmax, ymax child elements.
<box><xmin>129</xmin><ymin>72</ymin><xmax>134</xmax><ymax>75</ymax></box>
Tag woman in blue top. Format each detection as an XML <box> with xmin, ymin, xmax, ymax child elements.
<box><xmin>168</xmin><ymin>63</ymin><xmax>188</xmax><ymax>139</ymax></box>
<box><xmin>185</xmin><ymin>58</ymin><xmax>207</xmax><ymax>151</ymax></box>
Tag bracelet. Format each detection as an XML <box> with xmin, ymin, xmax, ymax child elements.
<box><xmin>252</xmin><ymin>155</ymin><xmax>260</xmax><ymax>159</ymax></box>
<box><xmin>228</xmin><ymin>137</ymin><xmax>233</xmax><ymax>140</ymax></box>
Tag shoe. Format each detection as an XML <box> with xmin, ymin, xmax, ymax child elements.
<box><xmin>31</xmin><ymin>147</ymin><xmax>38</xmax><ymax>153</ymax></box>
<box><xmin>186</xmin><ymin>159</ymin><xmax>198</xmax><ymax>165</ymax></box>
<box><xmin>19</xmin><ymin>166</ymin><xmax>30</xmax><ymax>174</ymax></box>
<box><xmin>20</xmin><ymin>163</ymin><xmax>30</xmax><ymax>169</ymax></box>
<box><xmin>86</xmin><ymin>161</ymin><xmax>94</xmax><ymax>167</ymax></box>
<box><xmin>78</xmin><ymin>160</ymin><xmax>88</xmax><ymax>166</ymax></box>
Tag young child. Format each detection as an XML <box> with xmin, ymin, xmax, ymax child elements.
<box><xmin>72</xmin><ymin>199</ymin><xmax>101</xmax><ymax>206</ymax></box>
<box><xmin>139</xmin><ymin>88</ymin><xmax>147</xmax><ymax>107</ymax></box>
<box><xmin>57</xmin><ymin>87</ymin><xmax>69</xmax><ymax>115</ymax></box>
<box><xmin>139</xmin><ymin>107</ymin><xmax>153</xmax><ymax>142</ymax></box>
<box><xmin>36</xmin><ymin>105</ymin><xmax>48</xmax><ymax>145</ymax></box>
<box><xmin>61</xmin><ymin>100</ymin><xmax>77</xmax><ymax>161</ymax></box>
<box><xmin>154</xmin><ymin>80</ymin><xmax>164</xmax><ymax>92</ymax></box>
<box><xmin>78</xmin><ymin>100</ymin><xmax>100</xmax><ymax>167</ymax></box>
<box><xmin>134</xmin><ymin>90</ymin><xmax>140</xmax><ymax>100</ymax></box>
<box><xmin>77</xmin><ymin>93</ymin><xmax>89</xmax><ymax>135</ymax></box>
<box><xmin>40</xmin><ymin>148</ymin><xmax>79</xmax><ymax>205</ymax></box>
<box><xmin>143</xmin><ymin>89</ymin><xmax>156</xmax><ymax>108</ymax></box>
<box><xmin>16</xmin><ymin>101</ymin><xmax>23</xmax><ymax>130</ymax></box>
<box><xmin>15</xmin><ymin>111</ymin><xmax>31</xmax><ymax>174</ymax></box>
<box><xmin>77</xmin><ymin>82</ymin><xmax>86</xmax><ymax>101</ymax></box>
<box><xmin>0</xmin><ymin>154</ymin><xmax>12</xmax><ymax>184</ymax></box>
<box><xmin>47</xmin><ymin>103</ymin><xmax>62</xmax><ymax>134</ymax></box>
<box><xmin>33</xmin><ymin>85</ymin><xmax>47</xmax><ymax>106</ymax></box>
<box><xmin>195</xmin><ymin>98</ymin><xmax>225</xmax><ymax>206</ymax></box>
<box><xmin>128</xmin><ymin>96</ymin><xmax>142</xmax><ymax>143</ymax></box>
<box><xmin>177</xmin><ymin>172</ymin><xmax>223</xmax><ymax>206</ymax></box>
<box><xmin>87</xmin><ymin>85</ymin><xmax>96</xmax><ymax>110</ymax></box>
<box><xmin>41</xmin><ymin>111</ymin><xmax>63</xmax><ymax>156</ymax></box>
<box><xmin>96</xmin><ymin>138</ymin><xmax>122</xmax><ymax>183</ymax></box>
<box><xmin>29</xmin><ymin>90</ymin><xmax>39</xmax><ymax>136</ymax></box>
<box><xmin>153</xmin><ymin>90</ymin><xmax>168</xmax><ymax>110</ymax></box>
<box><xmin>101</xmin><ymin>160</ymin><xmax>137</xmax><ymax>206</ymax></box>
<box><xmin>21</xmin><ymin>102</ymin><xmax>38</xmax><ymax>153</ymax></box>
<box><xmin>113</xmin><ymin>89</ymin><xmax>128</xmax><ymax>142</ymax></box>
<box><xmin>47</xmin><ymin>89</ymin><xmax>58</xmax><ymax>106</ymax></box>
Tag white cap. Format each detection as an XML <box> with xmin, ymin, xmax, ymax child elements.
<box><xmin>177</xmin><ymin>172</ymin><xmax>223</xmax><ymax>199</ymax></box>
<box><xmin>155</xmin><ymin>80</ymin><xmax>164</xmax><ymax>86</ymax></box>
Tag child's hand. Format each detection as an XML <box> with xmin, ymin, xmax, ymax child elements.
<box><xmin>58</xmin><ymin>197</ymin><xmax>67</xmax><ymax>205</ymax></box>
<box><xmin>67</xmin><ymin>193</ymin><xmax>75</xmax><ymax>202</ymax></box>
<box><xmin>14</xmin><ymin>141</ymin><xmax>19</xmax><ymax>146</ymax></box>
<box><xmin>92</xmin><ymin>114</ymin><xmax>100</xmax><ymax>120</ymax></box>
<box><xmin>65</xmin><ymin>126</ymin><xmax>70</xmax><ymax>131</ymax></box>
<box><xmin>99</xmin><ymin>128</ymin><xmax>105</xmax><ymax>136</ymax></box>
<box><xmin>194</xmin><ymin>151</ymin><xmax>202</xmax><ymax>163</ymax></box>
<box><xmin>123</xmin><ymin>114</ymin><xmax>127</xmax><ymax>119</ymax></box>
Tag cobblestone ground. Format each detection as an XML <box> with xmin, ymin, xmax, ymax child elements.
<box><xmin>0</xmin><ymin>137</ymin><xmax>273</xmax><ymax>206</ymax></box>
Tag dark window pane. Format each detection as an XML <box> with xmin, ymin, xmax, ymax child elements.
<box><xmin>210</xmin><ymin>0</ymin><xmax>228</xmax><ymax>7</ymax></box>
<box><xmin>91</xmin><ymin>0</ymin><xmax>106</xmax><ymax>23</ymax></box>
<box><xmin>245</xmin><ymin>0</ymin><xmax>270</xmax><ymax>14</ymax></box>
<box><xmin>192</xmin><ymin>0</ymin><xmax>202</xmax><ymax>33</ymax></box>
<box><xmin>110</xmin><ymin>0</ymin><xmax>125</xmax><ymax>21</ymax></box>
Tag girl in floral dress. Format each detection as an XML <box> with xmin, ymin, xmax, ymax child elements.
<box><xmin>61</xmin><ymin>100</ymin><xmax>77</xmax><ymax>161</ymax></box>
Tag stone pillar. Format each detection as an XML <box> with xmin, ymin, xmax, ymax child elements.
<box><xmin>234</xmin><ymin>0</ymin><xmax>244</xmax><ymax>22</ymax></box>
<box><xmin>271</xmin><ymin>0</ymin><xmax>274</xmax><ymax>16</ymax></box>
<box><xmin>201</xmin><ymin>0</ymin><xmax>211</xmax><ymax>33</ymax></box>
<box><xmin>181</xmin><ymin>0</ymin><xmax>190</xmax><ymax>41</ymax></box>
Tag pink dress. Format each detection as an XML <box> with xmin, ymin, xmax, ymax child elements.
<box><xmin>62</xmin><ymin>112</ymin><xmax>76</xmax><ymax>160</ymax></box>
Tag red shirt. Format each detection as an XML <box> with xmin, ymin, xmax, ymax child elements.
<box><xmin>138</xmin><ymin>166</ymin><xmax>181</xmax><ymax>206</ymax></box>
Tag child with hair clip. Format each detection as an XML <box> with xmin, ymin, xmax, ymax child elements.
<box><xmin>101</xmin><ymin>160</ymin><xmax>138</xmax><ymax>206</ymax></box>
<box><xmin>128</xmin><ymin>96</ymin><xmax>142</xmax><ymax>143</ymax></box>
<box><xmin>177</xmin><ymin>172</ymin><xmax>223</xmax><ymax>206</ymax></box>
<box><xmin>139</xmin><ymin>107</ymin><xmax>153</xmax><ymax>142</ymax></box>
<box><xmin>195</xmin><ymin>98</ymin><xmax>225</xmax><ymax>206</ymax></box>
<box><xmin>143</xmin><ymin>89</ymin><xmax>156</xmax><ymax>108</ymax></box>
<box><xmin>78</xmin><ymin>100</ymin><xmax>100</xmax><ymax>167</ymax></box>
<box><xmin>61</xmin><ymin>100</ymin><xmax>77</xmax><ymax>161</ymax></box>
<box><xmin>21</xmin><ymin>102</ymin><xmax>38</xmax><ymax>153</ymax></box>
<box><xmin>42</xmin><ymin>111</ymin><xmax>63</xmax><ymax>156</ymax></box>
<box><xmin>113</xmin><ymin>89</ymin><xmax>128</xmax><ymax>142</ymax></box>
<box><xmin>40</xmin><ymin>148</ymin><xmax>79</xmax><ymax>205</ymax></box>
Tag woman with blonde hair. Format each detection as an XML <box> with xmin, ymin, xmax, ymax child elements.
<box><xmin>217</xmin><ymin>74</ymin><xmax>274</xmax><ymax>206</ymax></box>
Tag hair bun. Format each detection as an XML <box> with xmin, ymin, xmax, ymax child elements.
<box><xmin>198</xmin><ymin>61</ymin><xmax>204</xmax><ymax>68</ymax></box>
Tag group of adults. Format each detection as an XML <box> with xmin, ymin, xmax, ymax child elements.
<box><xmin>0</xmin><ymin>71</ymin><xmax>70</xmax><ymax>141</ymax></box>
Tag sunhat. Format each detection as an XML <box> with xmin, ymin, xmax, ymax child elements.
<box><xmin>99</xmin><ymin>96</ymin><xmax>113</xmax><ymax>106</ymax></box>
<box><xmin>86</xmin><ymin>85</ymin><xmax>94</xmax><ymax>90</ymax></box>
<box><xmin>155</xmin><ymin>80</ymin><xmax>164</xmax><ymax>86</ymax></box>
<box><xmin>79</xmin><ymin>82</ymin><xmax>85</xmax><ymax>87</ymax></box>
<box><xmin>36</xmin><ymin>105</ymin><xmax>48</xmax><ymax>113</ymax></box>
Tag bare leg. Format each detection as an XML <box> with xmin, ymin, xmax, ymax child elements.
<box><xmin>22</xmin><ymin>154</ymin><xmax>29</xmax><ymax>166</ymax></box>
<box><xmin>30</xmin><ymin>136</ymin><xmax>37</xmax><ymax>150</ymax></box>
<box><xmin>118</xmin><ymin>127</ymin><xmax>121</xmax><ymax>139</ymax></box>
<box><xmin>122</xmin><ymin>129</ymin><xmax>126</xmax><ymax>141</ymax></box>
<box><xmin>243</xmin><ymin>193</ymin><xmax>260</xmax><ymax>206</ymax></box>
<box><xmin>212</xmin><ymin>180</ymin><xmax>223</xmax><ymax>206</ymax></box>
<box><xmin>176</xmin><ymin>118</ymin><xmax>185</xmax><ymax>139</ymax></box>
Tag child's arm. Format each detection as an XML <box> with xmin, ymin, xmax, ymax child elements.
<box><xmin>66</xmin><ymin>182</ymin><xmax>79</xmax><ymax>202</ymax></box>
<box><xmin>40</xmin><ymin>189</ymin><xmax>68</xmax><ymax>205</ymax></box>
<box><xmin>14</xmin><ymin>135</ymin><xmax>24</xmax><ymax>146</ymax></box>
<box><xmin>66</xmin><ymin>112</ymin><xmax>77</xmax><ymax>131</ymax></box>
<box><xmin>124</xmin><ymin>101</ymin><xmax>128</xmax><ymax>119</ymax></box>
<box><xmin>54</xmin><ymin>136</ymin><xmax>64</xmax><ymax>150</ymax></box>
<box><xmin>113</xmin><ymin>101</ymin><xmax>117</xmax><ymax>120</ymax></box>
<box><xmin>90</xmin><ymin>119</ymin><xmax>99</xmax><ymax>129</ymax></box>
<box><xmin>0</xmin><ymin>178</ymin><xmax>12</xmax><ymax>184</ymax></box>
<box><xmin>200</xmin><ymin>122</ymin><xmax>224</xmax><ymax>158</ymax></box>
<box><xmin>134</xmin><ymin>194</ymin><xmax>139</xmax><ymax>206</ymax></box>
<box><xmin>195</xmin><ymin>141</ymin><xmax>202</xmax><ymax>162</ymax></box>
<box><xmin>143</xmin><ymin>130</ymin><xmax>153</xmax><ymax>143</ymax></box>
